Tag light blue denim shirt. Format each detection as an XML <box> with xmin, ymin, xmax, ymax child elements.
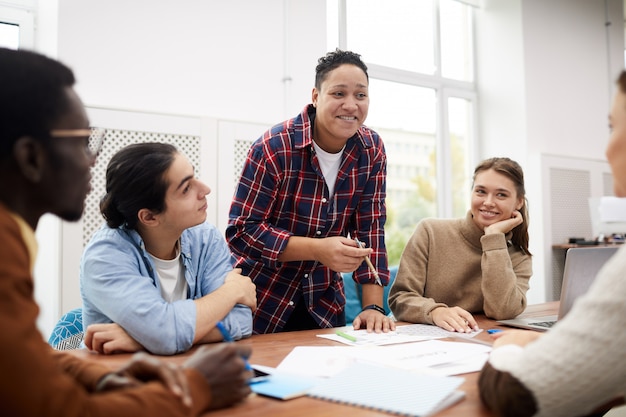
<box><xmin>80</xmin><ymin>221</ymin><xmax>252</xmax><ymax>355</ymax></box>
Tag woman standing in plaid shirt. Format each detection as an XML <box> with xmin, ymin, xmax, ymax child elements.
<box><xmin>227</xmin><ymin>49</ymin><xmax>395</xmax><ymax>334</ymax></box>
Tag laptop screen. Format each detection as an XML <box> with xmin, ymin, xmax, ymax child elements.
<box><xmin>558</xmin><ymin>246</ymin><xmax>619</xmax><ymax>319</ymax></box>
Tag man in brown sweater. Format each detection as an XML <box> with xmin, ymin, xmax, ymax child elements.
<box><xmin>0</xmin><ymin>47</ymin><xmax>252</xmax><ymax>416</ymax></box>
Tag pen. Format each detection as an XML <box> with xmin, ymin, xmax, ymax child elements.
<box><xmin>335</xmin><ymin>330</ymin><xmax>358</xmax><ymax>343</ymax></box>
<box><xmin>354</xmin><ymin>237</ymin><xmax>383</xmax><ymax>286</ymax></box>
<box><xmin>487</xmin><ymin>329</ymin><xmax>503</xmax><ymax>334</ymax></box>
<box><xmin>216</xmin><ymin>321</ymin><xmax>253</xmax><ymax>372</ymax></box>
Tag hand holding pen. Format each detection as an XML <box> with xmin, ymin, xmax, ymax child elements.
<box><xmin>182</xmin><ymin>341</ymin><xmax>253</xmax><ymax>408</ymax></box>
<box><xmin>354</xmin><ymin>237</ymin><xmax>383</xmax><ymax>286</ymax></box>
<box><xmin>216</xmin><ymin>322</ymin><xmax>268</xmax><ymax>384</ymax></box>
<box><xmin>216</xmin><ymin>322</ymin><xmax>252</xmax><ymax>371</ymax></box>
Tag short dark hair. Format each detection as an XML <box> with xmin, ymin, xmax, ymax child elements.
<box><xmin>0</xmin><ymin>48</ymin><xmax>75</xmax><ymax>159</ymax></box>
<box><xmin>315</xmin><ymin>49</ymin><xmax>368</xmax><ymax>90</ymax></box>
<box><xmin>473</xmin><ymin>157</ymin><xmax>531</xmax><ymax>256</ymax></box>
<box><xmin>100</xmin><ymin>142</ymin><xmax>178</xmax><ymax>229</ymax></box>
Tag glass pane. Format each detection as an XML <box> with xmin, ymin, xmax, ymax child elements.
<box><xmin>367</xmin><ymin>79</ymin><xmax>437</xmax><ymax>266</ymax></box>
<box><xmin>326</xmin><ymin>0</ymin><xmax>339</xmax><ymax>52</ymax></box>
<box><xmin>448</xmin><ymin>96</ymin><xmax>473</xmax><ymax>217</ymax></box>
<box><xmin>346</xmin><ymin>0</ymin><xmax>434</xmax><ymax>74</ymax></box>
<box><xmin>440</xmin><ymin>0</ymin><xmax>473</xmax><ymax>81</ymax></box>
<box><xmin>0</xmin><ymin>21</ymin><xmax>19</xmax><ymax>49</ymax></box>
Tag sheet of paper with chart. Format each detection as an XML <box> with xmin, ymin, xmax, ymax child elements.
<box><xmin>317</xmin><ymin>323</ymin><xmax>483</xmax><ymax>346</ymax></box>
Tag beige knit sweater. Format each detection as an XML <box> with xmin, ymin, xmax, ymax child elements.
<box><xmin>388</xmin><ymin>211</ymin><xmax>532</xmax><ymax>324</ymax></box>
<box><xmin>481</xmin><ymin>244</ymin><xmax>626</xmax><ymax>417</ymax></box>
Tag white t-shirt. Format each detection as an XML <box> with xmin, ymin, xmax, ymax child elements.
<box><xmin>312</xmin><ymin>140</ymin><xmax>345</xmax><ymax>198</ymax></box>
<box><xmin>150</xmin><ymin>243</ymin><xmax>188</xmax><ymax>303</ymax></box>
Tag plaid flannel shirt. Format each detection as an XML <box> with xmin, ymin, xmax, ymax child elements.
<box><xmin>226</xmin><ymin>104</ymin><xmax>389</xmax><ymax>334</ymax></box>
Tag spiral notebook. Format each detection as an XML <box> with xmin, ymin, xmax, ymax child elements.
<box><xmin>307</xmin><ymin>362</ymin><xmax>465</xmax><ymax>416</ymax></box>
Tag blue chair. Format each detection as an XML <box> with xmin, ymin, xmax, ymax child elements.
<box><xmin>48</xmin><ymin>307</ymin><xmax>84</xmax><ymax>350</ymax></box>
<box><xmin>343</xmin><ymin>265</ymin><xmax>398</xmax><ymax>324</ymax></box>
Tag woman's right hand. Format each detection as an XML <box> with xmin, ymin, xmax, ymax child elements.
<box><xmin>224</xmin><ymin>268</ymin><xmax>257</xmax><ymax>311</ymax></box>
<box><xmin>484</xmin><ymin>210</ymin><xmax>524</xmax><ymax>235</ymax></box>
<box><xmin>491</xmin><ymin>329</ymin><xmax>542</xmax><ymax>348</ymax></box>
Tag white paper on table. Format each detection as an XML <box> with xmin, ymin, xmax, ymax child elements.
<box><xmin>365</xmin><ymin>340</ymin><xmax>491</xmax><ymax>373</ymax></box>
<box><xmin>424</xmin><ymin>352</ymin><xmax>490</xmax><ymax>376</ymax></box>
<box><xmin>276</xmin><ymin>346</ymin><xmax>372</xmax><ymax>378</ymax></box>
<box><xmin>276</xmin><ymin>340</ymin><xmax>491</xmax><ymax>378</ymax></box>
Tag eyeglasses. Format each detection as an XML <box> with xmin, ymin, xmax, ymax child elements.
<box><xmin>48</xmin><ymin>127</ymin><xmax>106</xmax><ymax>158</ymax></box>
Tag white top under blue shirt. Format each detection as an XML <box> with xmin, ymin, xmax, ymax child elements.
<box><xmin>149</xmin><ymin>241</ymin><xmax>188</xmax><ymax>303</ymax></box>
<box><xmin>80</xmin><ymin>221</ymin><xmax>253</xmax><ymax>355</ymax></box>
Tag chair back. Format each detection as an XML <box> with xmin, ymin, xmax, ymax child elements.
<box><xmin>48</xmin><ymin>307</ymin><xmax>84</xmax><ymax>350</ymax></box>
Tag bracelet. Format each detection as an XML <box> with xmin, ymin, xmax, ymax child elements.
<box><xmin>362</xmin><ymin>304</ymin><xmax>386</xmax><ymax>315</ymax></box>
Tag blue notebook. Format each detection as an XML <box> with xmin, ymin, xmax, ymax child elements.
<box><xmin>307</xmin><ymin>363</ymin><xmax>465</xmax><ymax>416</ymax></box>
<box><xmin>250</xmin><ymin>369</ymin><xmax>321</xmax><ymax>400</ymax></box>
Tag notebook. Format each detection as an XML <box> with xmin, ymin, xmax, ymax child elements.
<box><xmin>497</xmin><ymin>246</ymin><xmax>618</xmax><ymax>331</ymax></box>
<box><xmin>249</xmin><ymin>365</ymin><xmax>321</xmax><ymax>400</ymax></box>
<box><xmin>307</xmin><ymin>362</ymin><xmax>464</xmax><ymax>417</ymax></box>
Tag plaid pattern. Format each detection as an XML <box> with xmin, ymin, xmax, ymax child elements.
<box><xmin>227</xmin><ymin>105</ymin><xmax>389</xmax><ymax>334</ymax></box>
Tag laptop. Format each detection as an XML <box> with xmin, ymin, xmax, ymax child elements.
<box><xmin>497</xmin><ymin>246</ymin><xmax>619</xmax><ymax>331</ymax></box>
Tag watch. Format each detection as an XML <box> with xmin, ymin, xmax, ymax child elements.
<box><xmin>362</xmin><ymin>304</ymin><xmax>386</xmax><ymax>315</ymax></box>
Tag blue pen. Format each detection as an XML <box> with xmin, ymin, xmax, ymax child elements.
<box><xmin>487</xmin><ymin>329</ymin><xmax>502</xmax><ymax>334</ymax></box>
<box><xmin>216</xmin><ymin>321</ymin><xmax>253</xmax><ymax>372</ymax></box>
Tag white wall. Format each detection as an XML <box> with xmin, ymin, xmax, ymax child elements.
<box><xmin>524</xmin><ymin>0</ymin><xmax>622</xmax><ymax>160</ymax></box>
<box><xmin>475</xmin><ymin>0</ymin><xmax>528</xmax><ymax>162</ymax></box>
<box><xmin>56</xmin><ymin>0</ymin><xmax>325</xmax><ymax>123</ymax></box>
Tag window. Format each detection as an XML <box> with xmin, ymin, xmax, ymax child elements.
<box><xmin>0</xmin><ymin>21</ymin><xmax>19</xmax><ymax>48</ymax></box>
<box><xmin>329</xmin><ymin>0</ymin><xmax>477</xmax><ymax>265</ymax></box>
<box><xmin>344</xmin><ymin>0</ymin><xmax>435</xmax><ymax>75</ymax></box>
<box><xmin>0</xmin><ymin>5</ymin><xmax>34</xmax><ymax>50</ymax></box>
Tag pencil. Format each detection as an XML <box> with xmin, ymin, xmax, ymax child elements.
<box><xmin>354</xmin><ymin>237</ymin><xmax>383</xmax><ymax>286</ymax></box>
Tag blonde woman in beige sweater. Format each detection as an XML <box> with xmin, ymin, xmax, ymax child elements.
<box><xmin>389</xmin><ymin>157</ymin><xmax>532</xmax><ymax>332</ymax></box>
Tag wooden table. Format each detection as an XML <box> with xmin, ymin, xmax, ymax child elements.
<box><xmin>73</xmin><ymin>302</ymin><xmax>559</xmax><ymax>417</ymax></box>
